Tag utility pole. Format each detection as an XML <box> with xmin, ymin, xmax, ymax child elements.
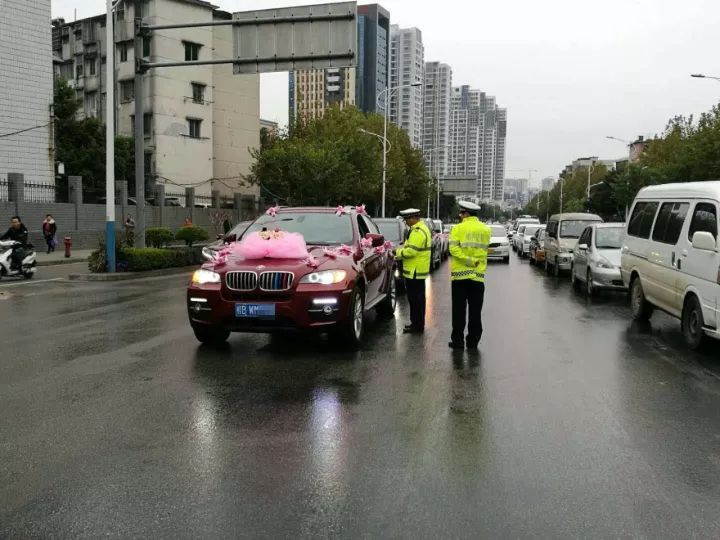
<box><xmin>105</xmin><ymin>0</ymin><xmax>116</xmax><ymax>271</ymax></box>
<box><xmin>133</xmin><ymin>0</ymin><xmax>146</xmax><ymax>247</ymax></box>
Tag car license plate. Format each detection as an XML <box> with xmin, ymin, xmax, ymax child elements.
<box><xmin>235</xmin><ymin>303</ymin><xmax>275</xmax><ymax>319</ymax></box>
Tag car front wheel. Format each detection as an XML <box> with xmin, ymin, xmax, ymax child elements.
<box><xmin>192</xmin><ymin>324</ymin><xmax>230</xmax><ymax>346</ymax></box>
<box><xmin>586</xmin><ymin>270</ymin><xmax>595</xmax><ymax>297</ymax></box>
<box><xmin>338</xmin><ymin>288</ymin><xmax>364</xmax><ymax>347</ymax></box>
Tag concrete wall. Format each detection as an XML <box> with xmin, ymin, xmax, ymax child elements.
<box><xmin>0</xmin><ymin>201</ymin><xmax>226</xmax><ymax>249</ymax></box>
<box><xmin>0</xmin><ymin>0</ymin><xmax>54</xmax><ymax>185</ymax></box>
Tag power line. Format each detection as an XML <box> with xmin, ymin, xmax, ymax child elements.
<box><xmin>0</xmin><ymin>122</ymin><xmax>51</xmax><ymax>139</ymax></box>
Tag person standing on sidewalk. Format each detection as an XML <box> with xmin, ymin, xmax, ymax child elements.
<box><xmin>394</xmin><ymin>208</ymin><xmax>432</xmax><ymax>334</ymax></box>
<box><xmin>448</xmin><ymin>201</ymin><xmax>490</xmax><ymax>350</ymax></box>
<box><xmin>42</xmin><ymin>214</ymin><xmax>57</xmax><ymax>254</ymax></box>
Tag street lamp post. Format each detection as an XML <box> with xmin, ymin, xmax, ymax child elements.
<box><xmin>377</xmin><ymin>81</ymin><xmax>421</xmax><ymax>218</ymax></box>
<box><xmin>358</xmin><ymin>128</ymin><xmax>391</xmax><ymax>214</ymax></box>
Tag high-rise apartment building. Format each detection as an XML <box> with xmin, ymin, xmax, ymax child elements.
<box><xmin>423</xmin><ymin>61</ymin><xmax>452</xmax><ymax>178</ymax></box>
<box><xmin>1</xmin><ymin>0</ymin><xmax>54</xmax><ymax>185</ymax></box>
<box><xmin>289</xmin><ymin>4</ymin><xmax>389</xmax><ymax>121</ymax></box>
<box><xmin>51</xmin><ymin>0</ymin><xmax>260</xmax><ymax>197</ymax></box>
<box><xmin>288</xmin><ymin>68</ymin><xmax>356</xmax><ymax>121</ymax></box>
<box><xmin>447</xmin><ymin>85</ymin><xmax>507</xmax><ymax>202</ymax></box>
<box><xmin>389</xmin><ymin>25</ymin><xmax>424</xmax><ymax>148</ymax></box>
<box><xmin>541</xmin><ymin>177</ymin><xmax>555</xmax><ymax>191</ymax></box>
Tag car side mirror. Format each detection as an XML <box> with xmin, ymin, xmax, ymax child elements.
<box><xmin>691</xmin><ymin>231</ymin><xmax>717</xmax><ymax>251</ymax></box>
<box><xmin>366</xmin><ymin>233</ymin><xmax>385</xmax><ymax>248</ymax></box>
<box><xmin>530</xmin><ymin>236</ymin><xmax>536</xmax><ymax>242</ymax></box>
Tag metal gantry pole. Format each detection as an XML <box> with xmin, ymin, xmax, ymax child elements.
<box><xmin>133</xmin><ymin>3</ymin><xmax>146</xmax><ymax>248</ymax></box>
<box><xmin>105</xmin><ymin>0</ymin><xmax>116</xmax><ymax>271</ymax></box>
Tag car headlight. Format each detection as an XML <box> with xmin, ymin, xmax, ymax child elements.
<box><xmin>192</xmin><ymin>269</ymin><xmax>221</xmax><ymax>285</ymax></box>
<box><xmin>201</xmin><ymin>247</ymin><xmax>214</xmax><ymax>261</ymax></box>
<box><xmin>597</xmin><ymin>258</ymin><xmax>614</xmax><ymax>269</ymax></box>
<box><xmin>300</xmin><ymin>270</ymin><xmax>347</xmax><ymax>285</ymax></box>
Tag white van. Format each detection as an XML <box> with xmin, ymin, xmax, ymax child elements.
<box><xmin>621</xmin><ymin>181</ymin><xmax>720</xmax><ymax>349</ymax></box>
<box><xmin>544</xmin><ymin>213</ymin><xmax>603</xmax><ymax>276</ymax></box>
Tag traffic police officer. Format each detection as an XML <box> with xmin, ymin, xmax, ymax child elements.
<box><xmin>395</xmin><ymin>208</ymin><xmax>432</xmax><ymax>334</ymax></box>
<box><xmin>448</xmin><ymin>201</ymin><xmax>491</xmax><ymax>349</ymax></box>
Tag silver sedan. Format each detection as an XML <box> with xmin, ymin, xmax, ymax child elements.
<box><xmin>571</xmin><ymin>223</ymin><xmax>627</xmax><ymax>296</ymax></box>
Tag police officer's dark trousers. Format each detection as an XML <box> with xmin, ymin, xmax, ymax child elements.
<box><xmin>405</xmin><ymin>278</ymin><xmax>426</xmax><ymax>330</ymax></box>
<box><xmin>451</xmin><ymin>280</ymin><xmax>485</xmax><ymax>346</ymax></box>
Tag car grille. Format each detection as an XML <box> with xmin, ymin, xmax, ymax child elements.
<box><xmin>226</xmin><ymin>271</ymin><xmax>258</xmax><ymax>291</ymax></box>
<box><xmin>259</xmin><ymin>271</ymin><xmax>294</xmax><ymax>292</ymax></box>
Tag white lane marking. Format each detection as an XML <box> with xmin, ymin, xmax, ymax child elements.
<box><xmin>0</xmin><ymin>278</ymin><xmax>64</xmax><ymax>288</ymax></box>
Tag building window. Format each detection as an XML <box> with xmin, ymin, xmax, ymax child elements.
<box><xmin>85</xmin><ymin>92</ymin><xmax>97</xmax><ymax>116</ymax></box>
<box><xmin>191</xmin><ymin>83</ymin><xmax>206</xmax><ymax>104</ymax></box>
<box><xmin>76</xmin><ymin>63</ymin><xmax>83</xmax><ymax>78</ymax></box>
<box><xmin>87</xmin><ymin>58</ymin><xmax>96</xmax><ymax>76</ymax></box>
<box><xmin>184</xmin><ymin>41</ymin><xmax>202</xmax><ymax>61</ymax></box>
<box><xmin>143</xmin><ymin>36</ymin><xmax>151</xmax><ymax>58</ymax></box>
<box><xmin>120</xmin><ymin>80</ymin><xmax>134</xmax><ymax>102</ymax></box>
<box><xmin>144</xmin><ymin>152</ymin><xmax>153</xmax><ymax>176</ymax></box>
<box><xmin>119</xmin><ymin>43</ymin><xmax>128</xmax><ymax>62</ymax></box>
<box><xmin>131</xmin><ymin>113</ymin><xmax>153</xmax><ymax>137</ymax></box>
<box><xmin>116</xmin><ymin>2</ymin><xmax>125</xmax><ymax>20</ymax></box>
<box><xmin>187</xmin><ymin>118</ymin><xmax>202</xmax><ymax>138</ymax></box>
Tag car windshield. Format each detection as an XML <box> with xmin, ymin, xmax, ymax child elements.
<box><xmin>490</xmin><ymin>226</ymin><xmax>506</xmax><ymax>237</ymax></box>
<box><xmin>244</xmin><ymin>212</ymin><xmax>354</xmax><ymax>245</ymax></box>
<box><xmin>376</xmin><ymin>221</ymin><xmax>403</xmax><ymax>242</ymax></box>
<box><xmin>595</xmin><ymin>227</ymin><xmax>625</xmax><ymax>249</ymax></box>
<box><xmin>524</xmin><ymin>225</ymin><xmax>542</xmax><ymax>236</ymax></box>
<box><xmin>560</xmin><ymin>220</ymin><xmax>599</xmax><ymax>239</ymax></box>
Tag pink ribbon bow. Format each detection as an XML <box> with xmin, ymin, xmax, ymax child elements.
<box><xmin>323</xmin><ymin>247</ymin><xmax>338</xmax><ymax>259</ymax></box>
<box><xmin>356</xmin><ymin>204</ymin><xmax>367</xmax><ymax>215</ymax></box>
<box><xmin>335</xmin><ymin>205</ymin><xmax>347</xmax><ymax>216</ymax></box>
<box><xmin>265</xmin><ymin>206</ymin><xmax>279</xmax><ymax>217</ymax></box>
<box><xmin>360</xmin><ymin>237</ymin><xmax>373</xmax><ymax>249</ymax></box>
<box><xmin>304</xmin><ymin>256</ymin><xmax>319</xmax><ymax>269</ymax></box>
<box><xmin>338</xmin><ymin>244</ymin><xmax>353</xmax><ymax>256</ymax></box>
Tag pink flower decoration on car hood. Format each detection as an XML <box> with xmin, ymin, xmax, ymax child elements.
<box><xmin>265</xmin><ymin>206</ymin><xmax>279</xmax><ymax>217</ymax></box>
<box><xmin>338</xmin><ymin>244</ymin><xmax>353</xmax><ymax>256</ymax></box>
<box><xmin>304</xmin><ymin>255</ymin><xmax>319</xmax><ymax>269</ymax></box>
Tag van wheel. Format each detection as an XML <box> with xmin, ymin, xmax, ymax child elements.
<box><xmin>630</xmin><ymin>277</ymin><xmax>653</xmax><ymax>321</ymax></box>
<box><xmin>682</xmin><ymin>295</ymin><xmax>706</xmax><ymax>350</ymax></box>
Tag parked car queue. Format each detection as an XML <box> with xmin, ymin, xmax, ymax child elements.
<box><xmin>499</xmin><ymin>180</ymin><xmax>720</xmax><ymax>351</ymax></box>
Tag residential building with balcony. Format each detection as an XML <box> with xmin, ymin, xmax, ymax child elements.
<box><xmin>422</xmin><ymin>61</ymin><xmax>452</xmax><ymax>178</ymax></box>
<box><xmin>51</xmin><ymin>0</ymin><xmax>260</xmax><ymax>198</ymax></box>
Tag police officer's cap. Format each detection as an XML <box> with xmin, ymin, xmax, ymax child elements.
<box><xmin>399</xmin><ymin>208</ymin><xmax>421</xmax><ymax>219</ymax></box>
<box><xmin>458</xmin><ymin>201</ymin><xmax>481</xmax><ymax>214</ymax></box>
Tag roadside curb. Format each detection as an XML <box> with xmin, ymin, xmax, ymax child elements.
<box><xmin>68</xmin><ymin>266</ymin><xmax>197</xmax><ymax>281</ymax></box>
<box><xmin>37</xmin><ymin>258</ymin><xmax>88</xmax><ymax>267</ymax></box>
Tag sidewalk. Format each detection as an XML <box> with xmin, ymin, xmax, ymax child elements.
<box><xmin>35</xmin><ymin>249</ymin><xmax>94</xmax><ymax>267</ymax></box>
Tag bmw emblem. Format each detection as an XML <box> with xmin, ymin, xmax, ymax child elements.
<box><xmin>256</xmin><ymin>265</ymin><xmax>266</xmax><ymax>270</ymax></box>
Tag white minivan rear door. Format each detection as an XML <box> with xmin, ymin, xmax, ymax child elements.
<box><xmin>677</xmin><ymin>201</ymin><xmax>719</xmax><ymax>329</ymax></box>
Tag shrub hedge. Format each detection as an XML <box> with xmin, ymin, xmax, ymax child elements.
<box><xmin>118</xmin><ymin>247</ymin><xmax>203</xmax><ymax>272</ymax></box>
<box><xmin>145</xmin><ymin>227</ymin><xmax>175</xmax><ymax>248</ymax></box>
<box><xmin>176</xmin><ymin>225</ymin><xmax>209</xmax><ymax>246</ymax></box>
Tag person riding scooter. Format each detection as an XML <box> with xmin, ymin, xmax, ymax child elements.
<box><xmin>0</xmin><ymin>216</ymin><xmax>29</xmax><ymax>270</ymax></box>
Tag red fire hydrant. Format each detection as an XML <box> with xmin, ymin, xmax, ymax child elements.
<box><xmin>63</xmin><ymin>236</ymin><xmax>72</xmax><ymax>258</ymax></box>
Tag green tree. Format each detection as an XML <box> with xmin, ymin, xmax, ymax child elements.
<box><xmin>248</xmin><ymin>106</ymin><xmax>430</xmax><ymax>214</ymax></box>
<box><xmin>54</xmin><ymin>77</ymin><xmax>135</xmax><ymax>197</ymax></box>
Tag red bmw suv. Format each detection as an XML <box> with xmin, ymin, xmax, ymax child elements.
<box><xmin>187</xmin><ymin>207</ymin><xmax>397</xmax><ymax>346</ymax></box>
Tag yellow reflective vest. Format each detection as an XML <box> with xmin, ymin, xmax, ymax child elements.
<box><xmin>449</xmin><ymin>216</ymin><xmax>491</xmax><ymax>282</ymax></box>
<box><xmin>394</xmin><ymin>220</ymin><xmax>432</xmax><ymax>279</ymax></box>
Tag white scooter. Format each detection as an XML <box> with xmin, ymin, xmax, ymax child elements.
<box><xmin>0</xmin><ymin>240</ymin><xmax>37</xmax><ymax>280</ymax></box>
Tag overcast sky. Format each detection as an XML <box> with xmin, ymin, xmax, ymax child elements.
<box><xmin>52</xmin><ymin>0</ymin><xmax>720</xmax><ymax>183</ymax></box>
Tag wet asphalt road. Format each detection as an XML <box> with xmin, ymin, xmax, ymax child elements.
<box><xmin>2</xmin><ymin>256</ymin><xmax>720</xmax><ymax>539</ymax></box>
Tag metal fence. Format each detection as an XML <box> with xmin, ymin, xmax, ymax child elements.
<box><xmin>24</xmin><ymin>182</ymin><xmax>61</xmax><ymax>204</ymax></box>
<box><xmin>195</xmin><ymin>194</ymin><xmax>213</xmax><ymax>208</ymax></box>
<box><xmin>164</xmin><ymin>189</ymin><xmax>187</xmax><ymax>208</ymax></box>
